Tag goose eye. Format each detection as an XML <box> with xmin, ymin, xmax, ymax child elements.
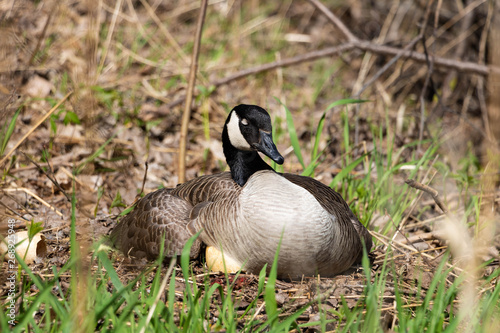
<box><xmin>241</xmin><ymin>118</ymin><xmax>249</xmax><ymax>126</ymax></box>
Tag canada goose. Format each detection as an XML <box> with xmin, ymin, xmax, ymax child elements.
<box><xmin>111</xmin><ymin>104</ymin><xmax>372</xmax><ymax>278</ymax></box>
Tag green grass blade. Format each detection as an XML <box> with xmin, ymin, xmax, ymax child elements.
<box><xmin>330</xmin><ymin>154</ymin><xmax>365</xmax><ymax>188</ymax></box>
<box><xmin>261</xmin><ymin>235</ymin><xmax>283</xmax><ymax>331</ymax></box>
<box><xmin>311</xmin><ymin>111</ymin><xmax>326</xmax><ymax>162</ymax></box>
<box><xmin>325</xmin><ymin>98</ymin><xmax>368</xmax><ymax>110</ymax></box>
<box><xmin>276</xmin><ymin>98</ymin><xmax>305</xmax><ymax>169</ymax></box>
<box><xmin>1</xmin><ymin>108</ymin><xmax>20</xmax><ymax>155</ymax></box>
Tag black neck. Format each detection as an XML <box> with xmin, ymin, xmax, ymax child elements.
<box><xmin>222</xmin><ymin>129</ymin><xmax>274</xmax><ymax>186</ymax></box>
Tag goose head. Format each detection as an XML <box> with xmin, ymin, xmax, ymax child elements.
<box><xmin>222</xmin><ymin>105</ymin><xmax>284</xmax><ymax>186</ymax></box>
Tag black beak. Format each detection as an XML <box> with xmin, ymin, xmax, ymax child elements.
<box><xmin>254</xmin><ymin>131</ymin><xmax>284</xmax><ymax>165</ymax></box>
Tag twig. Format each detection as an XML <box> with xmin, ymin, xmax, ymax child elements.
<box><xmin>398</xmin><ymin>232</ymin><xmax>443</xmax><ymax>245</ymax></box>
<box><xmin>3</xmin><ymin>187</ymin><xmax>64</xmax><ymax>218</ymax></box>
<box><xmin>0</xmin><ymin>91</ymin><xmax>72</xmax><ymax>167</ymax></box>
<box><xmin>0</xmin><ymin>201</ymin><xmax>29</xmax><ymax>222</ymax></box>
<box><xmin>59</xmin><ymin>167</ymin><xmax>96</xmax><ymax>193</ymax></box>
<box><xmin>442</xmin><ymin>0</ymin><xmax>474</xmax><ymax>100</ymax></box>
<box><xmin>307</xmin><ymin>0</ymin><xmax>358</xmax><ymax>42</ymax></box>
<box><xmin>178</xmin><ymin>0</ymin><xmax>208</xmax><ymax>184</ymax></box>
<box><xmin>371</xmin><ymin>230</ymin><xmax>462</xmax><ymax>275</ymax></box>
<box><xmin>405</xmin><ymin>178</ymin><xmax>449</xmax><ymax>214</ymax></box>
<box><xmin>398</xmin><ymin>156</ymin><xmax>439</xmax><ymax>230</ymax></box>
<box><xmin>20</xmin><ymin>151</ymin><xmax>71</xmax><ymax>202</ymax></box>
<box><xmin>1</xmin><ymin>191</ymin><xmax>36</xmax><ymax>218</ymax></box>
<box><xmin>481</xmin><ymin>0</ymin><xmax>496</xmax><ymax>142</ymax></box>
<box><xmin>356</xmin><ymin>35</ymin><xmax>422</xmax><ymax>98</ymax></box>
<box><xmin>354</xmin><ymin>34</ymin><xmax>422</xmax><ymax>145</ymax></box>
<box><xmin>250</xmin><ymin>301</ymin><xmax>266</xmax><ymax>323</ymax></box>
<box><xmin>214</xmin><ymin>44</ymin><xmax>354</xmax><ymax>88</ymax></box>
<box><xmin>386</xmin><ymin>208</ymin><xmax>436</xmax><ymax>270</ymax></box>
<box><xmin>352</xmin><ymin>39</ymin><xmax>495</xmax><ymax>75</ymax></box>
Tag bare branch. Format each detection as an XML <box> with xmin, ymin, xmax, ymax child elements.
<box><xmin>165</xmin><ymin>4</ymin><xmax>497</xmax><ymax>111</ymax></box>
<box><xmin>405</xmin><ymin>179</ymin><xmax>449</xmax><ymax>214</ymax></box>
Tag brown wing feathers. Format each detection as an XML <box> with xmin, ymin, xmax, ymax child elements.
<box><xmin>110</xmin><ymin>172</ymin><xmax>237</xmax><ymax>260</ymax></box>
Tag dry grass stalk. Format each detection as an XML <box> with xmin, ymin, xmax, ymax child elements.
<box><xmin>3</xmin><ymin>187</ymin><xmax>64</xmax><ymax>217</ymax></box>
<box><xmin>0</xmin><ymin>91</ymin><xmax>72</xmax><ymax>167</ymax></box>
<box><xmin>178</xmin><ymin>0</ymin><xmax>209</xmax><ymax>183</ymax></box>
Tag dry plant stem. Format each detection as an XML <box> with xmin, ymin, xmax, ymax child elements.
<box><xmin>140</xmin><ymin>258</ymin><xmax>177</xmax><ymax>333</ymax></box>
<box><xmin>20</xmin><ymin>151</ymin><xmax>71</xmax><ymax>202</ymax></box>
<box><xmin>98</xmin><ymin>0</ymin><xmax>123</xmax><ymax>74</ymax></box>
<box><xmin>372</xmin><ymin>230</ymin><xmax>462</xmax><ymax>276</ymax></box>
<box><xmin>58</xmin><ymin>167</ymin><xmax>96</xmax><ymax>193</ymax></box>
<box><xmin>138</xmin><ymin>0</ymin><xmax>188</xmax><ymax>64</ymax></box>
<box><xmin>356</xmin><ymin>35</ymin><xmax>423</xmax><ymax>98</ymax></box>
<box><xmin>1</xmin><ymin>191</ymin><xmax>37</xmax><ymax>218</ymax></box>
<box><xmin>166</xmin><ymin>44</ymin><xmax>353</xmax><ymax>108</ymax></box>
<box><xmin>353</xmin><ymin>34</ymin><xmax>422</xmax><ymax>144</ymax></box>
<box><xmin>0</xmin><ymin>201</ymin><xmax>29</xmax><ymax>222</ymax></box>
<box><xmin>178</xmin><ymin>0</ymin><xmax>208</xmax><ymax>184</ymax></box>
<box><xmin>250</xmin><ymin>301</ymin><xmax>266</xmax><ymax>323</ymax></box>
<box><xmin>3</xmin><ymin>188</ymin><xmax>64</xmax><ymax>217</ymax></box>
<box><xmin>307</xmin><ymin>0</ymin><xmax>358</xmax><ymax>42</ymax></box>
<box><xmin>0</xmin><ymin>91</ymin><xmax>73</xmax><ymax>168</ymax></box>
<box><xmin>405</xmin><ymin>178</ymin><xmax>449</xmax><ymax>214</ymax></box>
<box><xmin>483</xmin><ymin>0</ymin><xmax>497</xmax><ymax>143</ymax></box>
<box><xmin>398</xmin><ymin>156</ymin><xmax>439</xmax><ymax>231</ymax></box>
<box><xmin>386</xmin><ymin>210</ymin><xmax>434</xmax><ymax>268</ymax></box>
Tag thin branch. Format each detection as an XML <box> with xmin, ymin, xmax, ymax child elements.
<box><xmin>405</xmin><ymin>178</ymin><xmax>449</xmax><ymax>214</ymax></box>
<box><xmin>138</xmin><ymin>0</ymin><xmax>189</xmax><ymax>64</ymax></box>
<box><xmin>213</xmin><ymin>44</ymin><xmax>354</xmax><ymax>87</ymax></box>
<box><xmin>167</xmin><ymin>44</ymin><xmax>356</xmax><ymax>109</ymax></box>
<box><xmin>166</xmin><ymin>39</ymin><xmax>496</xmax><ymax>109</ymax></box>
<box><xmin>3</xmin><ymin>188</ymin><xmax>64</xmax><ymax>217</ymax></box>
<box><xmin>178</xmin><ymin>0</ymin><xmax>208</xmax><ymax>184</ymax></box>
<box><xmin>356</xmin><ymin>35</ymin><xmax>423</xmax><ymax>98</ymax></box>
<box><xmin>20</xmin><ymin>151</ymin><xmax>71</xmax><ymax>202</ymax></box>
<box><xmin>164</xmin><ymin>2</ymin><xmax>497</xmax><ymax>113</ymax></box>
<box><xmin>307</xmin><ymin>0</ymin><xmax>358</xmax><ymax>42</ymax></box>
<box><xmin>0</xmin><ymin>200</ymin><xmax>29</xmax><ymax>222</ymax></box>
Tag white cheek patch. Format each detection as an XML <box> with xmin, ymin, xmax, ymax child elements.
<box><xmin>227</xmin><ymin>112</ymin><xmax>252</xmax><ymax>151</ymax></box>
